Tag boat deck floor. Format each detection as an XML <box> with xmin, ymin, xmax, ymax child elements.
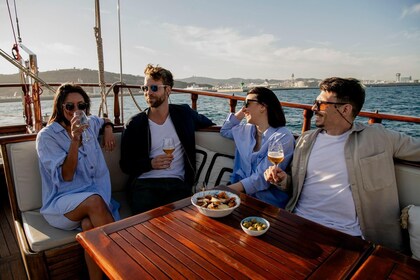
<box><xmin>0</xmin><ymin>172</ymin><xmax>27</xmax><ymax>280</ymax></box>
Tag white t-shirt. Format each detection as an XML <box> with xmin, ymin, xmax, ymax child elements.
<box><xmin>139</xmin><ymin>116</ymin><xmax>185</xmax><ymax>180</ymax></box>
<box><xmin>294</xmin><ymin>130</ymin><xmax>362</xmax><ymax>237</ymax></box>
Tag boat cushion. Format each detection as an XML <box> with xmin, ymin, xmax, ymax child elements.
<box><xmin>402</xmin><ymin>205</ymin><xmax>420</xmax><ymax>260</ymax></box>
<box><xmin>195</xmin><ymin>145</ymin><xmax>234</xmax><ymax>192</ymax></box>
<box><xmin>9</xmin><ymin>141</ymin><xmax>42</xmax><ymax>211</ymax></box>
<box><xmin>4</xmin><ymin>132</ymin><xmax>132</xmax><ymax>252</ymax></box>
<box><xmin>22</xmin><ymin>210</ymin><xmax>79</xmax><ymax>252</ymax></box>
<box><xmin>395</xmin><ymin>163</ymin><xmax>420</xmax><ymax>209</ymax></box>
<box><xmin>22</xmin><ymin>190</ymin><xmax>132</xmax><ymax>252</ymax></box>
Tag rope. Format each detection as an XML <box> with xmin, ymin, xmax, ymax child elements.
<box><xmin>108</xmin><ymin>82</ymin><xmax>143</xmax><ymax>113</ymax></box>
<box><xmin>5</xmin><ymin>0</ymin><xmax>18</xmax><ymax>45</ymax></box>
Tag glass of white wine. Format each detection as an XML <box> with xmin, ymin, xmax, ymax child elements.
<box><xmin>162</xmin><ymin>137</ymin><xmax>175</xmax><ymax>168</ymax></box>
<box><xmin>74</xmin><ymin>110</ymin><xmax>90</xmax><ymax>142</ymax></box>
<box><xmin>267</xmin><ymin>138</ymin><xmax>284</xmax><ymax>167</ymax></box>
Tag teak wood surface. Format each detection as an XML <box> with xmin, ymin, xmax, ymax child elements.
<box><xmin>76</xmin><ymin>191</ymin><xmax>382</xmax><ymax>279</ymax></box>
<box><xmin>351</xmin><ymin>245</ymin><xmax>420</xmax><ymax>279</ymax></box>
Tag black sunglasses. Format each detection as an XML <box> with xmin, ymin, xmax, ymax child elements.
<box><xmin>141</xmin><ymin>85</ymin><xmax>168</xmax><ymax>93</ymax></box>
<box><xmin>63</xmin><ymin>102</ymin><xmax>88</xmax><ymax>111</ymax></box>
<box><xmin>244</xmin><ymin>99</ymin><xmax>259</xmax><ymax>108</ymax></box>
<box><xmin>313</xmin><ymin>100</ymin><xmax>347</xmax><ymax>111</ymax></box>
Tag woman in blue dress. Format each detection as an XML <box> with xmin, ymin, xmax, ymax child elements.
<box><xmin>220</xmin><ymin>87</ymin><xmax>295</xmax><ymax>208</ymax></box>
<box><xmin>36</xmin><ymin>83</ymin><xmax>119</xmax><ymax>280</ymax></box>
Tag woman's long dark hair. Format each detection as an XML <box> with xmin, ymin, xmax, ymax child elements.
<box><xmin>49</xmin><ymin>83</ymin><xmax>91</xmax><ymax>125</ymax></box>
<box><xmin>248</xmin><ymin>87</ymin><xmax>286</xmax><ymax>127</ymax></box>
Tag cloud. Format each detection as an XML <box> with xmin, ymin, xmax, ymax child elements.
<box><xmin>401</xmin><ymin>28</ymin><xmax>420</xmax><ymax>40</ymax></box>
<box><xmin>42</xmin><ymin>42</ymin><xmax>79</xmax><ymax>55</ymax></box>
<box><xmin>162</xmin><ymin>23</ymin><xmax>277</xmax><ymax>63</ymax></box>
<box><xmin>128</xmin><ymin>21</ymin><xmax>419</xmax><ymax>80</ymax></box>
<box><xmin>160</xmin><ymin>22</ymin><xmax>365</xmax><ymax>68</ymax></box>
<box><xmin>134</xmin><ymin>45</ymin><xmax>158</xmax><ymax>54</ymax></box>
<box><xmin>401</xmin><ymin>3</ymin><xmax>420</xmax><ymax>18</ymax></box>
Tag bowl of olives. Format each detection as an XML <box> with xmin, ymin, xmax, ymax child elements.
<box><xmin>240</xmin><ymin>216</ymin><xmax>270</xmax><ymax>236</ymax></box>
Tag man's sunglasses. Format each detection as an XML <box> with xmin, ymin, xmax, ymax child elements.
<box><xmin>141</xmin><ymin>85</ymin><xmax>168</xmax><ymax>93</ymax></box>
<box><xmin>313</xmin><ymin>100</ymin><xmax>347</xmax><ymax>111</ymax></box>
<box><xmin>63</xmin><ymin>102</ymin><xmax>88</xmax><ymax>111</ymax></box>
<box><xmin>244</xmin><ymin>99</ymin><xmax>259</xmax><ymax>108</ymax></box>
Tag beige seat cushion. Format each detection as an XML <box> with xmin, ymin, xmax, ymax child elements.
<box><xmin>22</xmin><ymin>210</ymin><xmax>79</xmax><ymax>252</ymax></box>
<box><xmin>23</xmin><ymin>194</ymin><xmax>132</xmax><ymax>252</ymax></box>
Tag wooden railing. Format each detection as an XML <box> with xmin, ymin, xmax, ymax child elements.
<box><xmin>1</xmin><ymin>83</ymin><xmax>420</xmax><ymax>136</ymax></box>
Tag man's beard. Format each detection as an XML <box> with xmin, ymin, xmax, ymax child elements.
<box><xmin>314</xmin><ymin>113</ymin><xmax>324</xmax><ymax>128</ymax></box>
<box><xmin>148</xmin><ymin>95</ymin><xmax>166</xmax><ymax>108</ymax></box>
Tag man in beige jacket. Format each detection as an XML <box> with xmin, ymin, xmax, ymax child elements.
<box><xmin>265</xmin><ymin>77</ymin><xmax>420</xmax><ymax>251</ymax></box>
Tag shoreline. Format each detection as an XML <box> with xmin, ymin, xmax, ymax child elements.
<box><xmin>1</xmin><ymin>83</ymin><xmax>419</xmax><ymax>103</ymax></box>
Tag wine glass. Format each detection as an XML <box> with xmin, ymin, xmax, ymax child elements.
<box><xmin>267</xmin><ymin>138</ymin><xmax>284</xmax><ymax>167</ymax></box>
<box><xmin>74</xmin><ymin>110</ymin><xmax>90</xmax><ymax>142</ymax></box>
<box><xmin>162</xmin><ymin>137</ymin><xmax>175</xmax><ymax>168</ymax></box>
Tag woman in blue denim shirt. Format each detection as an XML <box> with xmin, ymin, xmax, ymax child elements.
<box><xmin>36</xmin><ymin>83</ymin><xmax>119</xmax><ymax>279</ymax></box>
<box><xmin>220</xmin><ymin>87</ymin><xmax>295</xmax><ymax>208</ymax></box>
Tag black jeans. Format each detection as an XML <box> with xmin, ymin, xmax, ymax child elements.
<box><xmin>128</xmin><ymin>178</ymin><xmax>192</xmax><ymax>215</ymax></box>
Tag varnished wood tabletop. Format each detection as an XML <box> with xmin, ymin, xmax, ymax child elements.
<box><xmin>76</xmin><ymin>192</ymin><xmax>379</xmax><ymax>279</ymax></box>
<box><xmin>351</xmin><ymin>245</ymin><xmax>420</xmax><ymax>279</ymax></box>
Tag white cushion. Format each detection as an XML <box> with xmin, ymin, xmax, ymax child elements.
<box><xmin>22</xmin><ymin>210</ymin><xmax>79</xmax><ymax>252</ymax></box>
<box><xmin>101</xmin><ymin>133</ymin><xmax>129</xmax><ymax>192</ymax></box>
<box><xmin>195</xmin><ymin>145</ymin><xmax>233</xmax><ymax>192</ymax></box>
<box><xmin>407</xmin><ymin>205</ymin><xmax>420</xmax><ymax>260</ymax></box>
<box><xmin>396</xmin><ymin>164</ymin><xmax>420</xmax><ymax>210</ymax></box>
<box><xmin>9</xmin><ymin>141</ymin><xmax>42</xmax><ymax>211</ymax></box>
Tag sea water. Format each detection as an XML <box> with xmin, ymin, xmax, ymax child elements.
<box><xmin>0</xmin><ymin>86</ymin><xmax>419</xmax><ymax>138</ymax></box>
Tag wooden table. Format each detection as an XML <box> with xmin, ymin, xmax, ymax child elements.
<box><xmin>77</xmin><ymin>192</ymin><xmax>375</xmax><ymax>279</ymax></box>
<box><xmin>351</xmin><ymin>245</ymin><xmax>420</xmax><ymax>279</ymax></box>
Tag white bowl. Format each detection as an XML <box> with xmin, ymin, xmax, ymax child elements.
<box><xmin>191</xmin><ymin>190</ymin><xmax>241</xmax><ymax>218</ymax></box>
<box><xmin>240</xmin><ymin>216</ymin><xmax>270</xmax><ymax>236</ymax></box>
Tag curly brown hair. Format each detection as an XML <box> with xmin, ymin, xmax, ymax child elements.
<box><xmin>144</xmin><ymin>64</ymin><xmax>174</xmax><ymax>87</ymax></box>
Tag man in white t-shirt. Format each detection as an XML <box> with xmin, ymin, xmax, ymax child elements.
<box><xmin>120</xmin><ymin>64</ymin><xmax>214</xmax><ymax>214</ymax></box>
<box><xmin>264</xmin><ymin>77</ymin><xmax>420</xmax><ymax>251</ymax></box>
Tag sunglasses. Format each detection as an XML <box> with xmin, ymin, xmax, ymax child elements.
<box><xmin>63</xmin><ymin>102</ymin><xmax>88</xmax><ymax>111</ymax></box>
<box><xmin>313</xmin><ymin>100</ymin><xmax>347</xmax><ymax>111</ymax></box>
<box><xmin>141</xmin><ymin>85</ymin><xmax>168</xmax><ymax>93</ymax></box>
<box><xmin>244</xmin><ymin>99</ymin><xmax>259</xmax><ymax>108</ymax></box>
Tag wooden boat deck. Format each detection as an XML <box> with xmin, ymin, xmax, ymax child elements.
<box><xmin>0</xmin><ymin>173</ymin><xmax>27</xmax><ymax>280</ymax></box>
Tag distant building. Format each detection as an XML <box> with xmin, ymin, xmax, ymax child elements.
<box><xmin>396</xmin><ymin>73</ymin><xmax>401</xmax><ymax>82</ymax></box>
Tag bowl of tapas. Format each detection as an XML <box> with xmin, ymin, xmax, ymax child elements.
<box><xmin>240</xmin><ymin>216</ymin><xmax>270</xmax><ymax>236</ymax></box>
<box><xmin>191</xmin><ymin>190</ymin><xmax>240</xmax><ymax>218</ymax></box>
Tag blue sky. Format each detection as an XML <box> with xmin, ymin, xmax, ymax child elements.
<box><xmin>1</xmin><ymin>0</ymin><xmax>420</xmax><ymax>81</ymax></box>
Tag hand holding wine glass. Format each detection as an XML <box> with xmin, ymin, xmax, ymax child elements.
<box><xmin>267</xmin><ymin>138</ymin><xmax>284</xmax><ymax>167</ymax></box>
<box><xmin>162</xmin><ymin>137</ymin><xmax>175</xmax><ymax>168</ymax></box>
<box><xmin>74</xmin><ymin>110</ymin><xmax>90</xmax><ymax>142</ymax></box>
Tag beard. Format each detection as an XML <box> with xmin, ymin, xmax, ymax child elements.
<box><xmin>147</xmin><ymin>94</ymin><xmax>166</xmax><ymax>108</ymax></box>
<box><xmin>314</xmin><ymin>113</ymin><xmax>325</xmax><ymax>128</ymax></box>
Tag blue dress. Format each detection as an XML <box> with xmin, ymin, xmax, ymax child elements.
<box><xmin>220</xmin><ymin>113</ymin><xmax>295</xmax><ymax>208</ymax></box>
<box><xmin>36</xmin><ymin>115</ymin><xmax>120</xmax><ymax>230</ymax></box>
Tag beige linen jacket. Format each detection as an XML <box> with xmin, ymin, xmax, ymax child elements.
<box><xmin>285</xmin><ymin>122</ymin><xmax>420</xmax><ymax>251</ymax></box>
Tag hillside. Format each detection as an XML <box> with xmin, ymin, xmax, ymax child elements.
<box><xmin>0</xmin><ymin>68</ymin><xmax>188</xmax><ymax>96</ymax></box>
<box><xmin>0</xmin><ymin>68</ymin><xmax>321</xmax><ymax>97</ymax></box>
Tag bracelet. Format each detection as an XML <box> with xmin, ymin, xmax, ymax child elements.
<box><xmin>102</xmin><ymin>122</ymin><xmax>114</xmax><ymax>130</ymax></box>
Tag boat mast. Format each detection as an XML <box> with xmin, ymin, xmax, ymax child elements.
<box><xmin>117</xmin><ymin>0</ymin><xmax>125</xmax><ymax>124</ymax></box>
<box><xmin>94</xmin><ymin>0</ymin><xmax>108</xmax><ymax>117</ymax></box>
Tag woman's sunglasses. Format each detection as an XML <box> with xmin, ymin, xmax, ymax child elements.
<box><xmin>244</xmin><ymin>99</ymin><xmax>259</xmax><ymax>108</ymax></box>
<box><xmin>63</xmin><ymin>102</ymin><xmax>88</xmax><ymax>111</ymax></box>
<box><xmin>141</xmin><ymin>85</ymin><xmax>168</xmax><ymax>93</ymax></box>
